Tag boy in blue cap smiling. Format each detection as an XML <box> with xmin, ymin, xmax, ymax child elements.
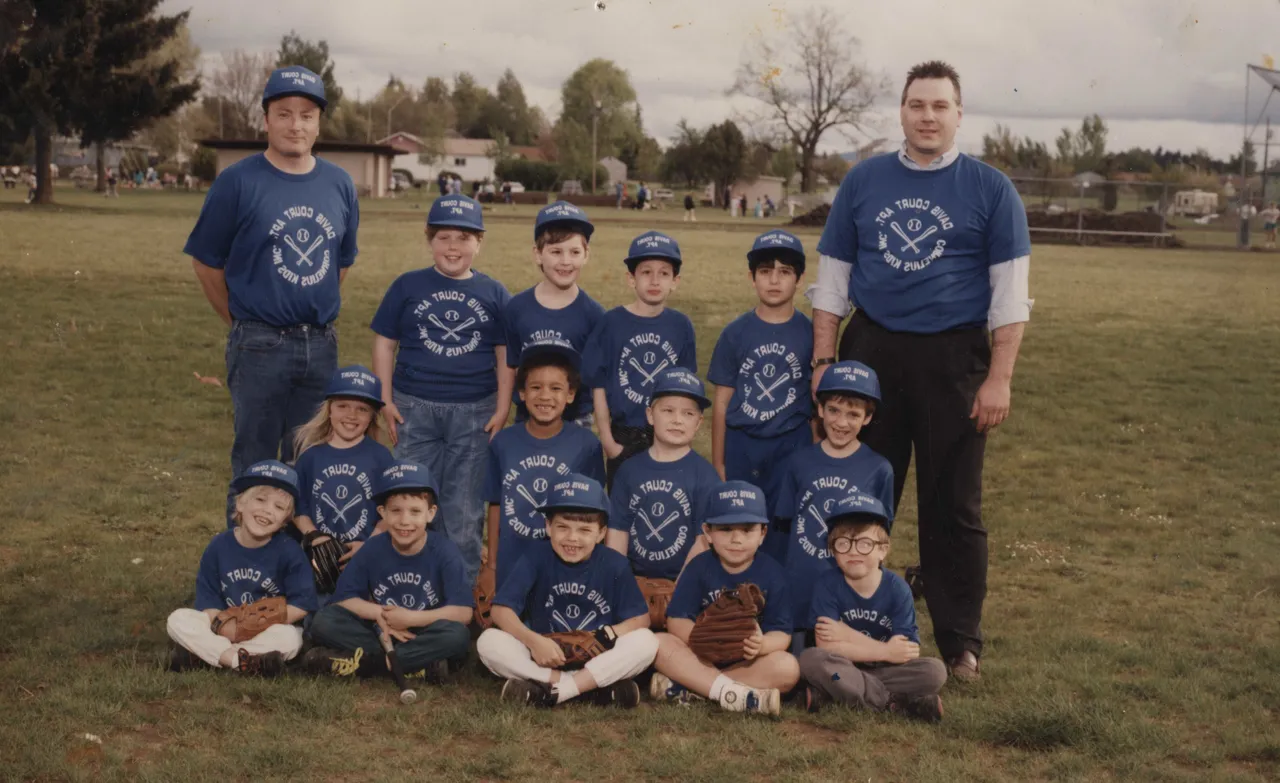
<box><xmin>372</xmin><ymin>194</ymin><xmax>513</xmax><ymax>585</ymax></box>
<box><xmin>709</xmin><ymin>230</ymin><xmax>815</xmax><ymax>557</ymax></box>
<box><xmin>166</xmin><ymin>460</ymin><xmax>318</xmax><ymax>676</ymax></box>
<box><xmin>476</xmin><ymin>474</ymin><xmax>657</xmax><ymax>708</ymax></box>
<box><xmin>582</xmin><ymin>230</ymin><xmax>697</xmax><ymax>490</ymax></box>
<box><xmin>304</xmin><ymin>461</ymin><xmax>473</xmax><ymax>682</ymax></box>
<box><xmin>503</xmin><ymin>201</ymin><xmax>606</xmax><ymax>428</ymax></box>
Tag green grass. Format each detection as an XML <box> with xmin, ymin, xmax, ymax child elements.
<box><xmin>2</xmin><ymin>186</ymin><xmax>1279</xmax><ymax>782</ymax></box>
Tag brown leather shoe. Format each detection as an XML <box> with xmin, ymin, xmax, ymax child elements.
<box><xmin>946</xmin><ymin>651</ymin><xmax>981</xmax><ymax>683</ymax></box>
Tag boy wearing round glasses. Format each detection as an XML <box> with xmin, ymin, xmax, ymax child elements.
<box><xmin>798</xmin><ymin>493</ymin><xmax>946</xmax><ymax>722</ymax></box>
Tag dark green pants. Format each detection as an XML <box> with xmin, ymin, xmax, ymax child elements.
<box><xmin>310</xmin><ymin>605</ymin><xmax>470</xmax><ymax>675</ymax></box>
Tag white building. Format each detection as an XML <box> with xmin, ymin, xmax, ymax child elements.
<box><xmin>379</xmin><ymin>133</ymin><xmax>550</xmax><ymax>188</ymax></box>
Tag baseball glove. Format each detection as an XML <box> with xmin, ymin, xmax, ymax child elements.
<box><xmin>473</xmin><ymin>565</ymin><xmax>497</xmax><ymax>630</ymax></box>
<box><xmin>304</xmin><ymin>531</ymin><xmax>346</xmax><ymax>594</ymax></box>
<box><xmin>687</xmin><ymin>582</ymin><xmax>766</xmax><ymax>667</ymax></box>
<box><xmin>211</xmin><ymin>595</ymin><xmax>287</xmax><ymax>643</ymax></box>
<box><xmin>637</xmin><ymin>577</ymin><xmax>675</xmax><ymax>630</ymax></box>
<box><xmin>545</xmin><ymin>626</ymin><xmax>618</xmax><ymax>668</ymax></box>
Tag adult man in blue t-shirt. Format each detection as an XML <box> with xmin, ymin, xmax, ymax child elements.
<box><xmin>185</xmin><ymin>65</ymin><xmax>361</xmax><ymax>526</ymax></box>
<box><xmin>807</xmin><ymin>61</ymin><xmax>1032</xmax><ymax>683</ymax></box>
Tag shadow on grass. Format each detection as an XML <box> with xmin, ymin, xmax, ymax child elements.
<box><xmin>965</xmin><ymin>696</ymin><xmax>1170</xmax><ymax>759</ymax></box>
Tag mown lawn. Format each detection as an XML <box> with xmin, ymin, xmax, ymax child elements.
<box><xmin>1</xmin><ymin>187</ymin><xmax>1277</xmax><ymax>782</ymax></box>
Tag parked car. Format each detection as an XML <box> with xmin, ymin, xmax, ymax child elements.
<box><xmin>503</xmin><ymin>181</ymin><xmax>526</xmax><ymax>193</ymax></box>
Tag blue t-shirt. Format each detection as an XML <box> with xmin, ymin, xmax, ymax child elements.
<box><xmin>331</xmin><ymin>531</ymin><xmax>473</xmax><ymax>611</ymax></box>
<box><xmin>667</xmin><ymin>550</ymin><xmax>792</xmax><ymax>635</ymax></box>
<box><xmin>294</xmin><ymin>437</ymin><xmax>395</xmax><ymax>543</ymax></box>
<box><xmin>183</xmin><ymin>154</ymin><xmax>359</xmax><ymax>327</ymax></box>
<box><xmin>708</xmin><ymin>309</ymin><xmax>813</xmax><ymax>438</ymax></box>
<box><xmin>816</xmin><ymin>153</ymin><xmax>1031</xmax><ymax>333</ymax></box>
<box><xmin>581</xmin><ymin>306</ymin><xmax>697</xmax><ymax>428</ymax></box>
<box><xmin>607</xmin><ymin>449</ymin><xmax>720</xmax><ymax>580</ymax></box>
<box><xmin>483</xmin><ymin>423</ymin><xmax>606</xmax><ymax>585</ymax></box>
<box><xmin>194</xmin><ymin>530</ymin><xmax>318</xmax><ymax>612</ymax></box>
<box><xmin>808</xmin><ymin>567</ymin><xmax>918</xmax><ymax>644</ymax></box>
<box><xmin>772</xmin><ymin>443</ymin><xmax>895</xmax><ymax>623</ymax></box>
<box><xmin>370</xmin><ymin>267</ymin><xmax>512</xmax><ymax>403</ymax></box>
<box><xmin>505</xmin><ymin>286</ymin><xmax>606</xmax><ymax>421</ymax></box>
<box><xmin>493</xmin><ymin>541</ymin><xmax>648</xmax><ymax>633</ymax></box>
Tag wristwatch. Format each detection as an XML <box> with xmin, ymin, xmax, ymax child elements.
<box><xmin>812</xmin><ymin>357</ymin><xmax>836</xmax><ymax>370</ymax></box>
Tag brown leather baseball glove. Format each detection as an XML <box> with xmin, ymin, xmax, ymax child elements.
<box><xmin>637</xmin><ymin>576</ymin><xmax>675</xmax><ymax>630</ymax></box>
<box><xmin>687</xmin><ymin>583</ymin><xmax>765</xmax><ymax>667</ymax></box>
<box><xmin>545</xmin><ymin>626</ymin><xmax>618</xmax><ymax>668</ymax></box>
<box><xmin>211</xmin><ymin>596</ymin><xmax>287</xmax><ymax>643</ymax></box>
<box><xmin>473</xmin><ymin>565</ymin><xmax>497</xmax><ymax>630</ymax></box>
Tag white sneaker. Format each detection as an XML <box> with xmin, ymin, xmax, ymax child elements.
<box><xmin>649</xmin><ymin>673</ymin><xmax>701</xmax><ymax>705</ymax></box>
<box><xmin>717</xmin><ymin>682</ymin><xmax>780</xmax><ymax>716</ymax></box>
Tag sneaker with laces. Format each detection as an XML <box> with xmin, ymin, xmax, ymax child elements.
<box><xmin>167</xmin><ymin>644</ymin><xmax>208</xmax><ymax>673</ymax></box>
<box><xmin>887</xmin><ymin>692</ymin><xmax>944</xmax><ymax>723</ymax></box>
<box><xmin>301</xmin><ymin>646</ymin><xmax>365</xmax><ymax>677</ymax></box>
<box><xmin>718</xmin><ymin>682</ymin><xmax>781</xmax><ymax>716</ymax></box>
<box><xmin>237</xmin><ymin>649</ymin><xmax>286</xmax><ymax>677</ymax></box>
<box><xmin>589</xmin><ymin>678</ymin><xmax>641</xmax><ymax>708</ymax></box>
<box><xmin>649</xmin><ymin>673</ymin><xmax>702</xmax><ymax>705</ymax></box>
<box><xmin>406</xmin><ymin>659</ymin><xmax>448</xmax><ymax>685</ymax></box>
<box><xmin>500</xmin><ymin>678</ymin><xmax>557</xmax><ymax>708</ymax></box>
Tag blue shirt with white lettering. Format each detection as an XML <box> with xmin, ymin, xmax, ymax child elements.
<box><xmin>183</xmin><ymin>154</ymin><xmax>359</xmax><ymax>327</ymax></box>
<box><xmin>331</xmin><ymin>531</ymin><xmax>473</xmax><ymax>610</ymax></box>
<box><xmin>816</xmin><ymin>152</ymin><xmax>1031</xmax><ymax>333</ymax></box>
<box><xmin>808</xmin><ymin>567</ymin><xmax>918</xmax><ymax>644</ymax></box>
<box><xmin>667</xmin><ymin>550</ymin><xmax>792</xmax><ymax>634</ymax></box>
<box><xmin>581</xmin><ymin>306</ymin><xmax>697</xmax><ymax>428</ymax></box>
<box><xmin>194</xmin><ymin>530</ymin><xmax>318</xmax><ymax>612</ymax></box>
<box><xmin>772</xmin><ymin>443</ymin><xmax>895</xmax><ymax>623</ymax></box>
<box><xmin>493</xmin><ymin>541</ymin><xmax>648</xmax><ymax>633</ymax></box>
<box><xmin>483</xmin><ymin>423</ymin><xmax>606</xmax><ymax>585</ymax></box>
<box><xmin>504</xmin><ymin>286</ymin><xmax>606</xmax><ymax>421</ymax></box>
<box><xmin>608</xmin><ymin>449</ymin><xmax>720</xmax><ymax>580</ymax></box>
<box><xmin>370</xmin><ymin>267</ymin><xmax>512</xmax><ymax>403</ymax></box>
<box><xmin>708</xmin><ymin>309</ymin><xmax>813</xmax><ymax>438</ymax></box>
<box><xmin>294</xmin><ymin>437</ymin><xmax>395</xmax><ymax>543</ymax></box>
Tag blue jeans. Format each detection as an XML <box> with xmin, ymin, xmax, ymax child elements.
<box><xmin>224</xmin><ymin>320</ymin><xmax>337</xmax><ymax>526</ymax></box>
<box><xmin>392</xmin><ymin>389</ymin><xmax>494</xmax><ymax>583</ymax></box>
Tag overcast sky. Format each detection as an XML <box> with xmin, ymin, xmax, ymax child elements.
<box><xmin>167</xmin><ymin>0</ymin><xmax>1280</xmax><ymax>160</ymax></box>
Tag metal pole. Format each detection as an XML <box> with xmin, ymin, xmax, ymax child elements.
<box><xmin>591</xmin><ymin>111</ymin><xmax>598</xmax><ymax>194</ymax></box>
<box><xmin>1077</xmin><ymin>180</ymin><xmax>1085</xmax><ymax>244</ymax></box>
<box><xmin>1241</xmin><ymin>64</ymin><xmax>1251</xmax><ymax>248</ymax></box>
<box><xmin>1264</xmin><ymin>117</ymin><xmax>1272</xmax><ymax>204</ymax></box>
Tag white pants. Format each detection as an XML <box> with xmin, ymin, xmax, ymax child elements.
<box><xmin>477</xmin><ymin>628</ymin><xmax>658</xmax><ymax>688</ymax></box>
<box><xmin>166</xmin><ymin>608</ymin><xmax>303</xmax><ymax>668</ymax></box>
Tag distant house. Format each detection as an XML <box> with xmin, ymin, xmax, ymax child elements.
<box><xmin>52</xmin><ymin>136</ymin><xmax>140</xmax><ymax>171</ymax></box>
<box><xmin>706</xmin><ymin>175</ymin><xmax>786</xmax><ymax>207</ymax></box>
<box><xmin>598</xmin><ymin>156</ymin><xmax>627</xmax><ymax>187</ymax></box>
<box><xmin>378</xmin><ymin>133</ymin><xmax>548</xmax><ymax>187</ymax></box>
<box><xmin>199</xmin><ymin>139</ymin><xmax>398</xmax><ymax>197</ymax></box>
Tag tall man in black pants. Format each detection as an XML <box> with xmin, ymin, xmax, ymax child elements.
<box><xmin>807</xmin><ymin>61</ymin><xmax>1032</xmax><ymax>683</ymax></box>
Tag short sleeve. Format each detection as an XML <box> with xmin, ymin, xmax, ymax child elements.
<box><xmin>758</xmin><ymin>568</ymin><xmax>793</xmax><ymax>634</ymax></box>
<box><xmin>707</xmin><ymin>325</ymin><xmax>738</xmax><ymax>387</ymax></box>
<box><xmin>370</xmin><ymin>276</ymin><xmax>406</xmax><ymax>339</ymax></box>
<box><xmin>438</xmin><ymin>544</ymin><xmax>475</xmax><ymax>608</ymax></box>
<box><xmin>504</xmin><ymin>304</ymin><xmax>523</xmax><ymax>368</ymax></box>
<box><xmin>194</xmin><ymin>541</ymin><xmax>223</xmax><ymax>610</ymax></box>
<box><xmin>483</xmin><ymin>441</ymin><xmax>503</xmax><ymax>504</ymax></box>
<box><xmin>887</xmin><ymin>577</ymin><xmax>919</xmax><ymax>643</ymax></box>
<box><xmin>985</xmin><ymin>174</ymin><xmax>1032</xmax><ymax>265</ymax></box>
<box><xmin>293</xmin><ymin>450</ymin><xmax>315</xmax><ymax>519</ymax></box>
<box><xmin>281</xmin><ymin>542</ymin><xmax>320</xmax><ymax>612</ymax></box>
<box><xmin>679</xmin><ymin>314</ymin><xmax>698</xmax><ymax>371</ymax></box>
<box><xmin>331</xmin><ymin>545</ymin><xmax>371</xmax><ymax>603</ymax></box>
<box><xmin>808</xmin><ymin>575</ymin><xmax>841</xmax><ymax>628</ymax></box>
<box><xmin>339</xmin><ymin>183</ymin><xmax>360</xmax><ymax>268</ymax></box>
<box><xmin>580</xmin><ymin>318</ymin><xmax>610</xmax><ymax>388</ymax></box>
<box><xmin>665</xmin><ymin>558</ymin><xmax>704</xmax><ymax>620</ymax></box>
<box><xmin>493</xmin><ymin>551</ymin><xmax>537</xmax><ymax>615</ymax></box>
<box><xmin>607</xmin><ymin>467</ymin><xmax>631</xmax><ymax>532</ymax></box>
<box><xmin>581</xmin><ymin>436</ymin><xmax>606</xmax><ymax>486</ymax></box>
<box><xmin>183</xmin><ymin>175</ymin><xmax>239</xmax><ymax>269</ymax></box>
<box><xmin>815</xmin><ymin>168</ymin><xmax>860</xmax><ymax>263</ymax></box>
<box><xmin>613</xmin><ymin>562</ymin><xmax>649</xmax><ymax>622</ymax></box>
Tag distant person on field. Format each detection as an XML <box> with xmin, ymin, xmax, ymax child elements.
<box><xmin>184</xmin><ymin>65</ymin><xmax>360</xmax><ymax>528</ymax></box>
<box><xmin>1262</xmin><ymin>201</ymin><xmax>1279</xmax><ymax>248</ymax></box>
<box><xmin>106</xmin><ymin>168</ymin><xmax>119</xmax><ymax>198</ymax></box>
<box><xmin>615</xmin><ymin>180</ymin><xmax>624</xmax><ymax>209</ymax></box>
<box><xmin>683</xmin><ymin>193</ymin><xmax>697</xmax><ymax>222</ymax></box>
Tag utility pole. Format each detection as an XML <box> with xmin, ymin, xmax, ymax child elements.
<box><xmin>1264</xmin><ymin>118</ymin><xmax>1272</xmax><ymax>204</ymax></box>
<box><xmin>591</xmin><ymin>98</ymin><xmax>602</xmax><ymax>194</ymax></box>
<box><xmin>387</xmin><ymin>95</ymin><xmax>408</xmax><ymax>140</ymax></box>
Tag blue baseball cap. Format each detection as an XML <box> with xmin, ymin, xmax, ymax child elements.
<box><xmin>624</xmin><ymin>230</ymin><xmax>682</xmax><ymax>272</ymax></box>
<box><xmin>747</xmin><ymin>230</ymin><xmax>806</xmax><ymax>273</ymax></box>
<box><xmin>538</xmin><ymin>473</ymin><xmax>609</xmax><ymax>520</ymax></box>
<box><xmin>262</xmin><ymin>65</ymin><xmax>327</xmax><ymax>112</ymax></box>
<box><xmin>821</xmin><ymin>492</ymin><xmax>891</xmax><ymax>532</ymax></box>
<box><xmin>703</xmin><ymin>481</ymin><xmax>769</xmax><ymax>527</ymax></box>
<box><xmin>648</xmin><ymin>367</ymin><xmax>710</xmax><ymax>410</ymax></box>
<box><xmin>427</xmin><ymin>195</ymin><xmax>484</xmax><ymax>231</ymax></box>
<box><xmin>230</xmin><ymin>460</ymin><xmax>300</xmax><ymax>504</ymax></box>
<box><xmin>324</xmin><ymin>365</ymin><xmax>384</xmax><ymax>408</ymax></box>
<box><xmin>535</xmin><ymin>201</ymin><xmax>594</xmax><ymax>242</ymax></box>
<box><xmin>373</xmin><ymin>461</ymin><xmax>439</xmax><ymax>505</ymax></box>
<box><xmin>518</xmin><ymin>337</ymin><xmax>581</xmax><ymax>372</ymax></box>
<box><xmin>816</xmin><ymin>360</ymin><xmax>881</xmax><ymax>403</ymax></box>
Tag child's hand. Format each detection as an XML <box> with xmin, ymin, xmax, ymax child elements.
<box><xmin>603</xmin><ymin>439</ymin><xmax>624</xmax><ymax>459</ymax></box>
<box><xmin>814</xmin><ymin>616</ymin><xmax>853</xmax><ymax>644</ymax></box>
<box><xmin>742</xmin><ymin>623</ymin><xmax>765</xmax><ymax>660</ymax></box>
<box><xmin>381</xmin><ymin>605</ymin><xmax>417</xmax><ymax>633</ymax></box>
<box><xmin>340</xmin><ymin>541</ymin><xmax>362</xmax><ymax>564</ymax></box>
<box><xmin>483</xmin><ymin>411</ymin><xmax>507</xmax><ymax>440</ymax></box>
<box><xmin>531</xmin><ymin>635</ymin><xmax>567</xmax><ymax>668</ymax></box>
<box><xmin>382</xmin><ymin>399</ymin><xmax>404</xmax><ymax>445</ymax></box>
<box><xmin>883</xmin><ymin>634</ymin><xmax>920</xmax><ymax>664</ymax></box>
<box><xmin>377</xmin><ymin>613</ymin><xmax>415</xmax><ymax>643</ymax></box>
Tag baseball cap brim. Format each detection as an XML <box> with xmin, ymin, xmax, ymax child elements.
<box><xmin>520</xmin><ymin>343</ymin><xmax>581</xmax><ymax>372</ymax></box>
<box><xmin>373</xmin><ymin>483</ymin><xmax>438</xmax><ymax>506</ymax></box>
<box><xmin>327</xmin><ymin>390</ymin><xmax>385</xmax><ymax>408</ymax></box>
<box><xmin>263</xmin><ymin>91</ymin><xmax>327</xmax><ymax>111</ymax></box>
<box><xmin>427</xmin><ymin>217</ymin><xmax>484</xmax><ymax>231</ymax></box>
<box><xmin>230</xmin><ymin>475</ymin><xmax>300</xmax><ymax>504</ymax></box>
<box><xmin>538</xmin><ymin>503</ymin><xmax>609</xmax><ymax>522</ymax></box>
<box><xmin>746</xmin><ymin>246</ymin><xmax>805</xmax><ymax>265</ymax></box>
<box><xmin>536</xmin><ymin>218</ymin><xmax>595</xmax><ymax>241</ymax></box>
<box><xmin>825</xmin><ymin>510</ymin><xmax>890</xmax><ymax>532</ymax></box>
<box><xmin>703</xmin><ymin>512</ymin><xmax>769</xmax><ymax>527</ymax></box>
<box><xmin>651</xmin><ymin>389</ymin><xmax>711</xmax><ymax>410</ymax></box>
<box><xmin>624</xmin><ymin>254</ymin><xmax>681</xmax><ymax>272</ymax></box>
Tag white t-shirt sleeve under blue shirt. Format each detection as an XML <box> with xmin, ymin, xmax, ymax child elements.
<box><xmin>806</xmin><ymin>144</ymin><xmax>1032</xmax><ymax>333</ymax></box>
<box><xmin>183</xmin><ymin>154</ymin><xmax>360</xmax><ymax>328</ymax></box>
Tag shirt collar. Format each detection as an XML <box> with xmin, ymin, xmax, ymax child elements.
<box><xmin>898</xmin><ymin>142</ymin><xmax>960</xmax><ymax>171</ymax></box>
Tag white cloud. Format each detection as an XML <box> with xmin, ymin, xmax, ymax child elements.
<box><xmin>168</xmin><ymin>0</ymin><xmax>1280</xmax><ymax>159</ymax></box>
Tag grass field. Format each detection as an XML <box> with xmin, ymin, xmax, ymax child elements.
<box><xmin>2</xmin><ymin>186</ymin><xmax>1278</xmax><ymax>782</ymax></box>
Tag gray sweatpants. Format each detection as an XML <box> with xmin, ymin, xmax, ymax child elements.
<box><xmin>799</xmin><ymin>648</ymin><xmax>947</xmax><ymax>710</ymax></box>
